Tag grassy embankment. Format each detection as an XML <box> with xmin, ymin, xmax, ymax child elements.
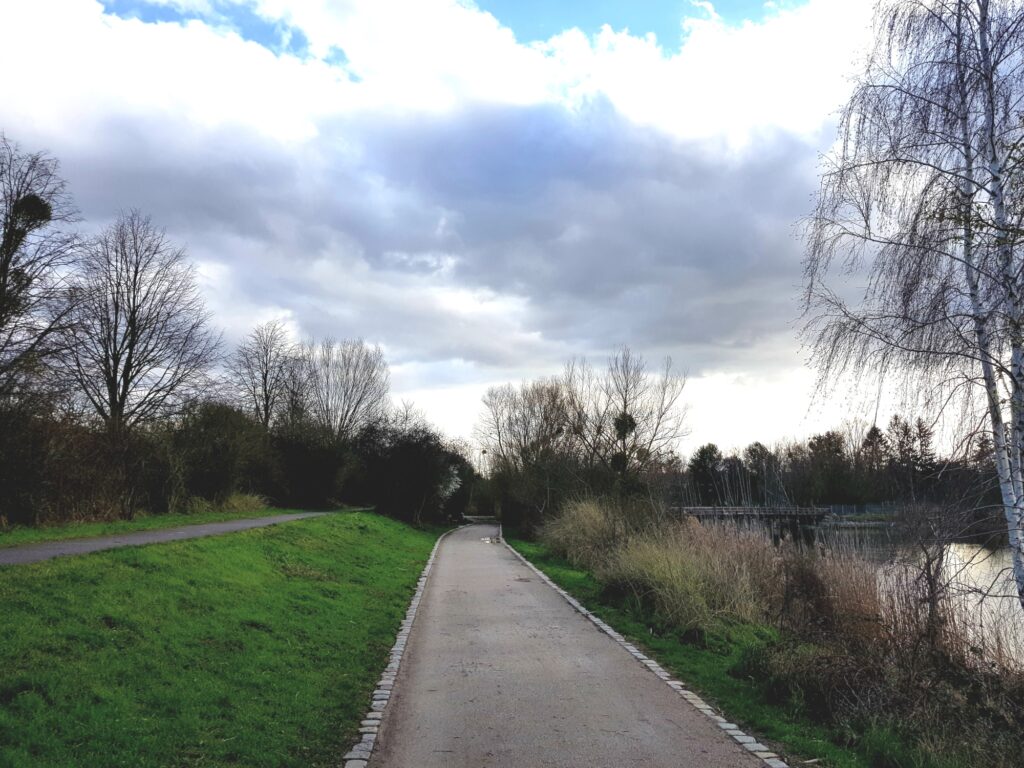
<box><xmin>0</xmin><ymin>511</ymin><xmax>437</xmax><ymax>767</ymax></box>
<box><xmin>509</xmin><ymin>499</ymin><xmax>1024</xmax><ymax>768</ymax></box>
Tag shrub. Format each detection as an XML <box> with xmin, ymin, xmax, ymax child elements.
<box><xmin>0</xmin><ymin>405</ymin><xmax>127</xmax><ymax>524</ymax></box>
<box><xmin>602</xmin><ymin>519</ymin><xmax>778</xmax><ymax>631</ymax></box>
<box><xmin>182</xmin><ymin>492</ymin><xmax>267</xmax><ymax>516</ymax></box>
<box><xmin>270</xmin><ymin>420</ymin><xmax>344</xmax><ymax>508</ymax></box>
<box><xmin>171</xmin><ymin>401</ymin><xmax>277</xmax><ymax>506</ymax></box>
<box><xmin>734</xmin><ymin>639</ymin><xmax>874</xmax><ymax>721</ymax></box>
<box><xmin>347</xmin><ymin>421</ymin><xmax>475</xmax><ymax>525</ymax></box>
<box><xmin>540</xmin><ymin>498</ymin><xmax>629</xmax><ymax>569</ymax></box>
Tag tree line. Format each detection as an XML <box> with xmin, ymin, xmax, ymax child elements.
<box><xmin>475</xmin><ymin>347</ymin><xmax>1001</xmax><ymax>533</ymax></box>
<box><xmin>0</xmin><ymin>135</ymin><xmax>475</xmax><ymax>526</ymax></box>
<box><xmin>475</xmin><ymin>347</ymin><xmax>688</xmax><ymax>530</ymax></box>
<box><xmin>682</xmin><ymin>415</ymin><xmax>997</xmax><ymax>511</ymax></box>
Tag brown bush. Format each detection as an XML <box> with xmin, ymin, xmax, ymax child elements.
<box><xmin>540</xmin><ymin>496</ymin><xmax>1024</xmax><ymax>766</ymax></box>
<box><xmin>601</xmin><ymin>520</ymin><xmax>780</xmax><ymax>631</ymax></box>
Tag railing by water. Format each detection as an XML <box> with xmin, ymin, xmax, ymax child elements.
<box><xmin>670</xmin><ymin>506</ymin><xmax>829</xmax><ymax>545</ymax></box>
<box><xmin>671</xmin><ymin>506</ymin><xmax>829</xmax><ymax>523</ymax></box>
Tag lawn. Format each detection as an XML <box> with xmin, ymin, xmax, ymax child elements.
<box><xmin>0</xmin><ymin>511</ymin><xmax>438</xmax><ymax>768</ymax></box>
<box><xmin>0</xmin><ymin>507</ymin><xmax>369</xmax><ymax>549</ymax></box>
<box><xmin>507</xmin><ymin>538</ymin><xmax>873</xmax><ymax>768</ymax></box>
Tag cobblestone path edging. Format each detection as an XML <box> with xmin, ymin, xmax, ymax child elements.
<box><xmin>340</xmin><ymin>524</ymin><xmax>467</xmax><ymax>768</ymax></box>
<box><xmin>500</xmin><ymin>524</ymin><xmax>791</xmax><ymax>768</ymax></box>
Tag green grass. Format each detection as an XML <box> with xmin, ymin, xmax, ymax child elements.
<box><xmin>0</xmin><ymin>507</ymin><xmax>369</xmax><ymax>549</ymax></box>
<box><xmin>508</xmin><ymin>538</ymin><xmax>873</xmax><ymax>768</ymax></box>
<box><xmin>0</xmin><ymin>511</ymin><xmax>439</xmax><ymax>768</ymax></box>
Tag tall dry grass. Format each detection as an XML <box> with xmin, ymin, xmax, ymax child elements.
<box><xmin>540</xmin><ymin>496</ymin><xmax>1024</xmax><ymax>765</ymax></box>
<box><xmin>540</xmin><ymin>498</ymin><xmax>637</xmax><ymax>569</ymax></box>
<box><xmin>542</xmin><ymin>497</ymin><xmax>879</xmax><ymax>639</ymax></box>
<box><xmin>601</xmin><ymin>520</ymin><xmax>778</xmax><ymax>630</ymax></box>
<box><xmin>542</xmin><ymin>497</ymin><xmax>1021</xmax><ymax>665</ymax></box>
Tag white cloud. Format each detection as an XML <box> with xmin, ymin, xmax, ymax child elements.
<box><xmin>4</xmin><ymin>1</ymin><xmax>354</xmax><ymax>143</ymax></box>
<box><xmin>0</xmin><ymin>0</ymin><xmax>878</xmax><ymax>446</ymax></box>
<box><xmin>539</xmin><ymin>0</ymin><xmax>871</xmax><ymax>147</ymax></box>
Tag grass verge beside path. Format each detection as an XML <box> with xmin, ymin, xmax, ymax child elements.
<box><xmin>0</xmin><ymin>506</ymin><xmax>368</xmax><ymax>549</ymax></box>
<box><xmin>508</xmin><ymin>538</ymin><xmax>871</xmax><ymax>768</ymax></box>
<box><xmin>0</xmin><ymin>511</ymin><xmax>438</xmax><ymax>768</ymax></box>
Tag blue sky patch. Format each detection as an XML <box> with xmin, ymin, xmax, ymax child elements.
<box><xmin>475</xmin><ymin>0</ymin><xmax>788</xmax><ymax>50</ymax></box>
<box><xmin>99</xmin><ymin>1</ymin><xmax>804</xmax><ymax>60</ymax></box>
<box><xmin>99</xmin><ymin>0</ymin><xmax>311</xmax><ymax>58</ymax></box>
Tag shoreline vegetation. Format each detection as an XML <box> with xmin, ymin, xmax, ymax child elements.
<box><xmin>512</xmin><ymin>498</ymin><xmax>1024</xmax><ymax>768</ymax></box>
<box><xmin>0</xmin><ymin>512</ymin><xmax>439</xmax><ymax>768</ymax></box>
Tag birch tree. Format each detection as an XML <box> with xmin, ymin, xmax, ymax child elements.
<box><xmin>803</xmin><ymin>0</ymin><xmax>1024</xmax><ymax>607</ymax></box>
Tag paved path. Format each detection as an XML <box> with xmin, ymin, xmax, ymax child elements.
<box><xmin>0</xmin><ymin>512</ymin><xmax>329</xmax><ymax>565</ymax></box>
<box><xmin>373</xmin><ymin>523</ymin><xmax>762</xmax><ymax>768</ymax></box>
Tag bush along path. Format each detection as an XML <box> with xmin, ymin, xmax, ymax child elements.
<box><xmin>366</xmin><ymin>523</ymin><xmax>764</xmax><ymax>768</ymax></box>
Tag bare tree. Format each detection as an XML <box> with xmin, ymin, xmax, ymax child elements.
<box><xmin>564</xmin><ymin>347</ymin><xmax>687</xmax><ymax>479</ymax></box>
<box><xmin>391</xmin><ymin>398</ymin><xmax>429</xmax><ymax>431</ymax></box>
<box><xmin>803</xmin><ymin>0</ymin><xmax>1024</xmax><ymax>606</ymax></box>
<box><xmin>58</xmin><ymin>209</ymin><xmax>220</xmax><ymax>437</ymax></box>
<box><xmin>0</xmin><ymin>136</ymin><xmax>78</xmax><ymax>396</ymax></box>
<box><xmin>477</xmin><ymin>378</ymin><xmax>571</xmax><ymax>473</ymax></box>
<box><xmin>276</xmin><ymin>349</ymin><xmax>313</xmax><ymax>430</ymax></box>
<box><xmin>476</xmin><ymin>349</ymin><xmax>686</xmax><ymax>518</ymax></box>
<box><xmin>228</xmin><ymin>320</ymin><xmax>293</xmax><ymax>428</ymax></box>
<box><xmin>476</xmin><ymin>378</ymin><xmax>573</xmax><ymax>517</ymax></box>
<box><xmin>302</xmin><ymin>337</ymin><xmax>389</xmax><ymax>440</ymax></box>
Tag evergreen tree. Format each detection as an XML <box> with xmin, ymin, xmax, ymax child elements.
<box><xmin>859</xmin><ymin>425</ymin><xmax>889</xmax><ymax>503</ymax></box>
<box><xmin>687</xmin><ymin>443</ymin><xmax>723</xmax><ymax>505</ymax></box>
<box><xmin>887</xmin><ymin>415</ymin><xmax>917</xmax><ymax>501</ymax></box>
<box><xmin>807</xmin><ymin>431</ymin><xmax>849</xmax><ymax>503</ymax></box>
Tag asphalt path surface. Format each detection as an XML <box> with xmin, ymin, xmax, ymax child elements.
<box><xmin>373</xmin><ymin>523</ymin><xmax>762</xmax><ymax>768</ymax></box>
<box><xmin>0</xmin><ymin>512</ymin><xmax>329</xmax><ymax>565</ymax></box>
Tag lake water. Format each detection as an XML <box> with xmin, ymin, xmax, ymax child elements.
<box><xmin>817</xmin><ymin>523</ymin><xmax>1024</xmax><ymax>665</ymax></box>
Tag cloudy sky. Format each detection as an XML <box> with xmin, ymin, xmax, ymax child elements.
<box><xmin>3</xmin><ymin>0</ymin><xmax>878</xmax><ymax>452</ymax></box>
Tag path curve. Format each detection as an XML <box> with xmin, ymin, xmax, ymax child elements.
<box><xmin>372</xmin><ymin>523</ymin><xmax>762</xmax><ymax>768</ymax></box>
<box><xmin>0</xmin><ymin>512</ymin><xmax>329</xmax><ymax>565</ymax></box>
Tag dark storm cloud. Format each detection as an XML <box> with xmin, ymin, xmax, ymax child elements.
<box><xmin>34</xmin><ymin>97</ymin><xmax>819</xmax><ymax>375</ymax></box>
<box><xmin>342</xmin><ymin>100</ymin><xmax>819</xmax><ymax>365</ymax></box>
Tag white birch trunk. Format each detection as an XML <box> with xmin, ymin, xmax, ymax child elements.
<box><xmin>977</xmin><ymin>0</ymin><xmax>1024</xmax><ymax>606</ymax></box>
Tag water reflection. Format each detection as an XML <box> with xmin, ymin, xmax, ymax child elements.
<box><xmin>816</xmin><ymin>523</ymin><xmax>1024</xmax><ymax>665</ymax></box>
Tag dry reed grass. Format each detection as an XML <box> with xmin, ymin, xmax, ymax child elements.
<box><xmin>601</xmin><ymin>519</ymin><xmax>778</xmax><ymax>630</ymax></box>
<box><xmin>540</xmin><ymin>495</ymin><xmax>1024</xmax><ymax>765</ymax></box>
